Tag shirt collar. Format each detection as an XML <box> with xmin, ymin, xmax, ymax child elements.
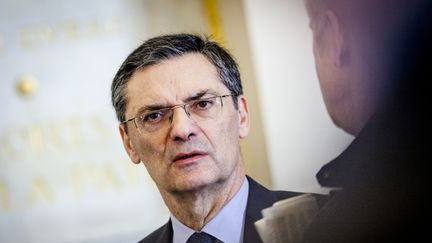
<box><xmin>171</xmin><ymin>178</ymin><xmax>249</xmax><ymax>243</ymax></box>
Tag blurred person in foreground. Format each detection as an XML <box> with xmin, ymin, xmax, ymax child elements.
<box><xmin>302</xmin><ymin>0</ymin><xmax>431</xmax><ymax>242</ymax></box>
<box><xmin>111</xmin><ymin>33</ymin><xmax>303</xmax><ymax>243</ymax></box>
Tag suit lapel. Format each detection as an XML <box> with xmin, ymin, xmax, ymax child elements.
<box><xmin>243</xmin><ymin>176</ymin><xmax>302</xmax><ymax>243</ymax></box>
<box><xmin>243</xmin><ymin>177</ymin><xmax>280</xmax><ymax>243</ymax></box>
<box><xmin>156</xmin><ymin>220</ymin><xmax>173</xmax><ymax>243</ymax></box>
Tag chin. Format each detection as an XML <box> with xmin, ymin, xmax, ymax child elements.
<box><xmin>175</xmin><ymin>173</ymin><xmax>221</xmax><ymax>192</ymax></box>
<box><xmin>333</xmin><ymin>118</ymin><xmax>358</xmax><ymax>136</ymax></box>
<box><xmin>171</xmin><ymin>174</ymin><xmax>218</xmax><ymax>193</ymax></box>
<box><xmin>328</xmin><ymin>110</ymin><xmax>341</xmax><ymax>127</ymax></box>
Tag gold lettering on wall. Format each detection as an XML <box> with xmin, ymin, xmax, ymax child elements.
<box><xmin>103</xmin><ymin>167</ymin><xmax>122</xmax><ymax>191</ymax></box>
<box><xmin>16</xmin><ymin>15</ymin><xmax>121</xmax><ymax>50</ymax></box>
<box><xmin>0</xmin><ymin>115</ymin><xmax>118</xmax><ymax>161</ymax></box>
<box><xmin>0</xmin><ymin>114</ymin><xmax>121</xmax><ymax>163</ymax></box>
<box><xmin>69</xmin><ymin>167</ymin><xmax>84</xmax><ymax>198</ymax></box>
<box><xmin>90</xmin><ymin>115</ymin><xmax>111</xmax><ymax>141</ymax></box>
<box><xmin>29</xmin><ymin>177</ymin><xmax>54</xmax><ymax>204</ymax></box>
<box><xmin>69</xmin><ymin>164</ymin><xmax>124</xmax><ymax>198</ymax></box>
<box><xmin>0</xmin><ymin>128</ymin><xmax>27</xmax><ymax>161</ymax></box>
<box><xmin>39</xmin><ymin>26</ymin><xmax>56</xmax><ymax>43</ymax></box>
<box><xmin>0</xmin><ymin>112</ymin><xmax>148</xmax><ymax>211</ymax></box>
<box><xmin>18</xmin><ymin>28</ymin><xmax>33</xmax><ymax>49</ymax></box>
<box><xmin>85</xmin><ymin>19</ymin><xmax>100</xmax><ymax>37</ymax></box>
<box><xmin>121</xmin><ymin>159</ymin><xmax>140</xmax><ymax>189</ymax></box>
<box><xmin>63</xmin><ymin>22</ymin><xmax>79</xmax><ymax>40</ymax></box>
<box><xmin>28</xmin><ymin>125</ymin><xmax>44</xmax><ymax>156</ymax></box>
<box><xmin>0</xmin><ymin>132</ymin><xmax>18</xmax><ymax>161</ymax></box>
<box><xmin>105</xmin><ymin>16</ymin><xmax>121</xmax><ymax>34</ymax></box>
<box><xmin>0</xmin><ymin>159</ymin><xmax>142</xmax><ymax>212</ymax></box>
<box><xmin>90</xmin><ymin>167</ymin><xmax>105</xmax><ymax>193</ymax></box>
<box><xmin>19</xmin><ymin>25</ymin><xmax>58</xmax><ymax>49</ymax></box>
<box><xmin>67</xmin><ymin>117</ymin><xmax>83</xmax><ymax>147</ymax></box>
<box><xmin>44</xmin><ymin>121</ymin><xmax>64</xmax><ymax>151</ymax></box>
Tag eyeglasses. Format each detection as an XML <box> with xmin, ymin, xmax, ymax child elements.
<box><xmin>122</xmin><ymin>95</ymin><xmax>235</xmax><ymax>134</ymax></box>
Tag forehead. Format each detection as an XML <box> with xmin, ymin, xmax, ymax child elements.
<box><xmin>125</xmin><ymin>53</ymin><xmax>229</xmax><ymax>114</ymax></box>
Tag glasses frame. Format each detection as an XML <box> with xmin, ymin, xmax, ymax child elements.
<box><xmin>121</xmin><ymin>94</ymin><xmax>236</xmax><ymax>133</ymax></box>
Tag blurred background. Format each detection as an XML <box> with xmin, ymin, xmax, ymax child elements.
<box><xmin>0</xmin><ymin>0</ymin><xmax>352</xmax><ymax>242</ymax></box>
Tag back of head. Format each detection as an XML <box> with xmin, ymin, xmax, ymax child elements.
<box><xmin>306</xmin><ymin>0</ymin><xmax>429</xmax><ymax>93</ymax></box>
<box><xmin>304</xmin><ymin>0</ymin><xmax>429</xmax><ymax>134</ymax></box>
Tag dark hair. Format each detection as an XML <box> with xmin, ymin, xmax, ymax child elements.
<box><xmin>111</xmin><ymin>33</ymin><xmax>243</xmax><ymax>123</ymax></box>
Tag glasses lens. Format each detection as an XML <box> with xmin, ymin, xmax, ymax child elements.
<box><xmin>187</xmin><ymin>97</ymin><xmax>222</xmax><ymax>123</ymax></box>
<box><xmin>135</xmin><ymin>108</ymin><xmax>172</xmax><ymax>133</ymax></box>
<box><xmin>133</xmin><ymin>95</ymin><xmax>229</xmax><ymax>134</ymax></box>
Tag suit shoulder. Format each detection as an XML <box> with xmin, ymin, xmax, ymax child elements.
<box><xmin>273</xmin><ymin>190</ymin><xmax>303</xmax><ymax>200</ymax></box>
<box><xmin>138</xmin><ymin>223</ymin><xmax>172</xmax><ymax>243</ymax></box>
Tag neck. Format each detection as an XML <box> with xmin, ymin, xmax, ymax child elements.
<box><xmin>161</xmin><ymin>165</ymin><xmax>245</xmax><ymax>230</ymax></box>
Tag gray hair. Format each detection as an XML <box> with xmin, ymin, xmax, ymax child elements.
<box><xmin>111</xmin><ymin>33</ymin><xmax>243</xmax><ymax>123</ymax></box>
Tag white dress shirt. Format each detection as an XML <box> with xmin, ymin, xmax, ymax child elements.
<box><xmin>171</xmin><ymin>178</ymin><xmax>249</xmax><ymax>243</ymax></box>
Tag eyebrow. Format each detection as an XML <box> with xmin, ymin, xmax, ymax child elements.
<box><xmin>184</xmin><ymin>89</ymin><xmax>217</xmax><ymax>102</ymax></box>
<box><xmin>134</xmin><ymin>89</ymin><xmax>219</xmax><ymax>116</ymax></box>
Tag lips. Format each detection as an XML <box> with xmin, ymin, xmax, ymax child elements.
<box><xmin>173</xmin><ymin>151</ymin><xmax>207</xmax><ymax>163</ymax></box>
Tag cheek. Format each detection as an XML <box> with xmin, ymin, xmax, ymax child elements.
<box><xmin>320</xmin><ymin>81</ymin><xmax>337</xmax><ymax>113</ymax></box>
<box><xmin>315</xmin><ymin>60</ymin><xmax>335</xmax><ymax>107</ymax></box>
<box><xmin>314</xmin><ymin>56</ymin><xmax>326</xmax><ymax>82</ymax></box>
<box><xmin>312</xmin><ymin>40</ymin><xmax>319</xmax><ymax>59</ymax></box>
<box><xmin>139</xmin><ymin>139</ymin><xmax>168</xmax><ymax>183</ymax></box>
<box><xmin>318</xmin><ymin>78</ymin><xmax>331</xmax><ymax>102</ymax></box>
<box><xmin>213</xmin><ymin>114</ymin><xmax>240</xmax><ymax>157</ymax></box>
<box><xmin>136</xmin><ymin>137</ymin><xmax>166</xmax><ymax>164</ymax></box>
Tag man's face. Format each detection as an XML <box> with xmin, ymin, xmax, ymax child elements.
<box><xmin>120</xmin><ymin>53</ymin><xmax>250</xmax><ymax>193</ymax></box>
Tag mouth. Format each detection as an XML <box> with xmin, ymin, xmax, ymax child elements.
<box><xmin>173</xmin><ymin>151</ymin><xmax>208</xmax><ymax>164</ymax></box>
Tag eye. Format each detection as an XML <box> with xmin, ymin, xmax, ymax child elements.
<box><xmin>141</xmin><ymin>111</ymin><xmax>166</xmax><ymax>123</ymax></box>
<box><xmin>194</xmin><ymin>99</ymin><xmax>214</xmax><ymax>110</ymax></box>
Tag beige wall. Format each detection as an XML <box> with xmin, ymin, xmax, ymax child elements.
<box><xmin>218</xmin><ymin>0</ymin><xmax>273</xmax><ymax>188</ymax></box>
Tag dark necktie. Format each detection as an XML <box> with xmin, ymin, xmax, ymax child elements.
<box><xmin>186</xmin><ymin>232</ymin><xmax>219</xmax><ymax>243</ymax></box>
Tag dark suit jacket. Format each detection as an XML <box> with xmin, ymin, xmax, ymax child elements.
<box><xmin>301</xmin><ymin>102</ymin><xmax>429</xmax><ymax>243</ymax></box>
<box><xmin>138</xmin><ymin>176</ymin><xmax>302</xmax><ymax>243</ymax></box>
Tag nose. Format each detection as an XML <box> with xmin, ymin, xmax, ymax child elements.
<box><xmin>169</xmin><ymin>106</ymin><xmax>198</xmax><ymax>142</ymax></box>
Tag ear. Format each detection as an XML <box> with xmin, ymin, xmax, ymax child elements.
<box><xmin>237</xmin><ymin>95</ymin><xmax>250</xmax><ymax>139</ymax></box>
<box><xmin>313</xmin><ymin>10</ymin><xmax>349</xmax><ymax>67</ymax></box>
<box><xmin>119</xmin><ymin>124</ymin><xmax>141</xmax><ymax>164</ymax></box>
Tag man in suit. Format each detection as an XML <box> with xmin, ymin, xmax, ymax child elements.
<box><xmin>111</xmin><ymin>33</ymin><xmax>300</xmax><ymax>243</ymax></box>
<box><xmin>302</xmin><ymin>0</ymin><xmax>430</xmax><ymax>242</ymax></box>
